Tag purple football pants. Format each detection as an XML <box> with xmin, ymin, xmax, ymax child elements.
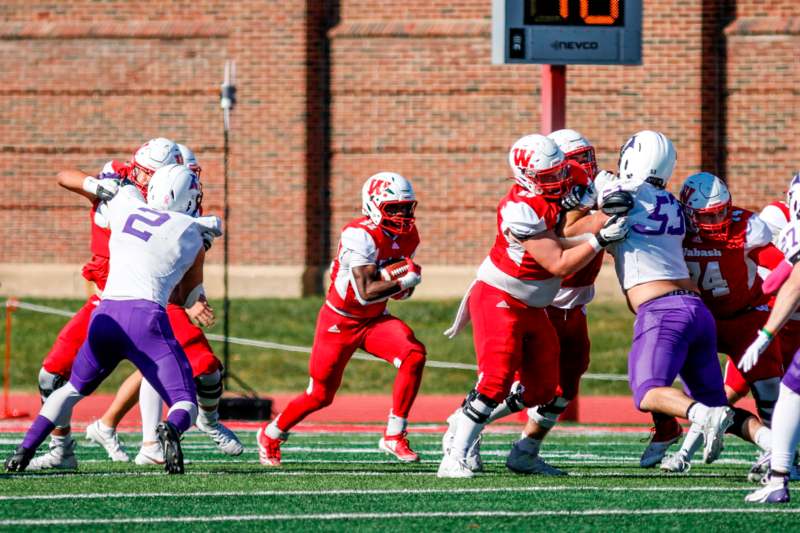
<box><xmin>628</xmin><ymin>294</ymin><xmax>727</xmax><ymax>410</ymax></box>
<box><xmin>21</xmin><ymin>299</ymin><xmax>197</xmax><ymax>451</ymax></box>
<box><xmin>783</xmin><ymin>347</ymin><xmax>800</xmax><ymax>394</ymax></box>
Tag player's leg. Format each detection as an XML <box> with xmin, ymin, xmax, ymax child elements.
<box><xmin>439</xmin><ymin>282</ymin><xmax>521</xmax><ymax>478</ymax></box>
<box><xmin>258</xmin><ymin>306</ymin><xmax>359</xmax><ymax>466</ymax></box>
<box><xmin>167</xmin><ymin>304</ymin><xmax>243</xmax><ymax>455</ymax></box>
<box><xmin>361</xmin><ymin>315</ymin><xmax>427</xmax><ymax>462</ymax></box>
<box><xmin>134</xmin><ymin>377</ymin><xmax>165</xmax><ymax>465</ymax></box>
<box><xmin>506</xmin><ymin>311</ymin><xmax>564</xmax><ymax>475</ymax></box>
<box><xmin>85</xmin><ymin>370</ymin><xmax>140</xmax><ymax>462</ymax></box>
<box><xmin>30</xmin><ymin>295</ymin><xmax>99</xmax><ymax>469</ymax></box>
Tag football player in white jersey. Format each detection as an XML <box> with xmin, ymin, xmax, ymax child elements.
<box><xmin>582</xmin><ymin>131</ymin><xmax>734</xmax><ymax>465</ymax></box>
<box><xmin>6</xmin><ymin>164</ymin><xmax>222</xmax><ymax>474</ymax></box>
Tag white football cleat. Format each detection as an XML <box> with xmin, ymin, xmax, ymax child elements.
<box><xmin>660</xmin><ymin>453</ymin><xmax>691</xmax><ymax>473</ymax></box>
<box><xmin>640</xmin><ymin>417</ymin><xmax>682</xmax><ymax>468</ymax></box>
<box><xmin>466</xmin><ymin>435</ymin><xmax>483</xmax><ymax>472</ymax></box>
<box><xmin>379</xmin><ymin>432</ymin><xmax>419</xmax><ymax>463</ymax></box>
<box><xmin>702</xmin><ymin>406</ymin><xmax>734</xmax><ymax>464</ymax></box>
<box><xmin>745</xmin><ymin>474</ymin><xmax>790</xmax><ymax>504</ymax></box>
<box><xmin>506</xmin><ymin>441</ymin><xmax>566</xmax><ymax>476</ymax></box>
<box><xmin>27</xmin><ymin>438</ymin><xmax>78</xmax><ymax>471</ymax></box>
<box><xmin>85</xmin><ymin>420</ymin><xmax>130</xmax><ymax>462</ymax></box>
<box><xmin>437</xmin><ymin>451</ymin><xmax>474</xmax><ymax>479</ymax></box>
<box><xmin>135</xmin><ymin>442</ymin><xmax>165</xmax><ymax>465</ymax></box>
<box><xmin>441</xmin><ymin>410</ymin><xmax>459</xmax><ymax>455</ymax></box>
<box><xmin>196</xmin><ymin>411</ymin><xmax>244</xmax><ymax>456</ymax></box>
<box><xmin>748</xmin><ymin>451</ymin><xmax>771</xmax><ymax>483</ymax></box>
<box><xmin>441</xmin><ymin>410</ymin><xmax>482</xmax><ymax>472</ymax></box>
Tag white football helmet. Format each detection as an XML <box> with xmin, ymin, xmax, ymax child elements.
<box><xmin>508</xmin><ymin>134</ymin><xmax>568</xmax><ymax>199</ymax></box>
<box><xmin>618</xmin><ymin>130</ymin><xmax>676</xmax><ymax>189</ymax></box>
<box><xmin>361</xmin><ymin>172</ymin><xmax>417</xmax><ymax>234</ymax></box>
<box><xmin>787</xmin><ymin>173</ymin><xmax>800</xmax><ymax>223</ymax></box>
<box><xmin>147</xmin><ymin>164</ymin><xmax>202</xmax><ymax>217</ymax></box>
<box><xmin>547</xmin><ymin>128</ymin><xmax>597</xmax><ymax>178</ymax></box>
<box><xmin>133</xmin><ymin>138</ymin><xmax>183</xmax><ymax>176</ymax></box>
<box><xmin>680</xmin><ymin>172</ymin><xmax>732</xmax><ymax>239</ymax></box>
<box><xmin>177</xmin><ymin>143</ymin><xmax>202</xmax><ymax>178</ymax></box>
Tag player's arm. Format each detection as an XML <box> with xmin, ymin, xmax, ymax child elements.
<box><xmin>171</xmin><ymin>247</ymin><xmax>215</xmax><ymax>327</ymax></box>
<box><xmin>563</xmin><ymin>210</ymin><xmax>609</xmax><ymax>237</ymax></box>
<box><xmin>750</xmin><ymin>243</ymin><xmax>785</xmax><ymax>272</ymax></box>
<box><xmin>351</xmin><ymin>261</ymin><xmax>419</xmax><ymax>303</ymax></box>
<box><xmin>57</xmin><ymin>169</ymin><xmax>119</xmax><ymax>202</ymax></box>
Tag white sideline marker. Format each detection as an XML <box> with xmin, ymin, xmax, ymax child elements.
<box><xmin>2</xmin><ymin>508</ymin><xmax>800</xmax><ymax>526</ymax></box>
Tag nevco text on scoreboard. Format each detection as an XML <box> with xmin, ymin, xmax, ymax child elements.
<box><xmin>492</xmin><ymin>0</ymin><xmax>642</xmax><ymax>65</ymax></box>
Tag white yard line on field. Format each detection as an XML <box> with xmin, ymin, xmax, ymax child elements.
<box><xmin>2</xmin><ymin>508</ymin><xmax>799</xmax><ymax>526</ymax></box>
<box><xmin>0</xmin><ymin>485</ymin><xmax>756</xmax><ymax>502</ymax></box>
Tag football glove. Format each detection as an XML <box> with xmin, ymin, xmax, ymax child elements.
<box><xmin>738</xmin><ymin>329</ymin><xmax>774</xmax><ymax>373</ymax></box>
<box><xmin>83</xmin><ymin>175</ymin><xmax>120</xmax><ymax>202</ymax></box>
<box><xmin>596</xmin><ymin>215</ymin><xmax>629</xmax><ymax>247</ymax></box>
<box><xmin>398</xmin><ymin>258</ymin><xmax>422</xmax><ymax>290</ymax></box>
<box><xmin>601</xmin><ymin>190</ymin><xmax>635</xmax><ymax>216</ymax></box>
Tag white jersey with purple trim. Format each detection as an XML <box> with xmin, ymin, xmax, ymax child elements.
<box><xmin>597</xmin><ymin>179</ymin><xmax>689</xmax><ymax>291</ymax></box>
<box><xmin>102</xmin><ymin>185</ymin><xmax>205</xmax><ymax>307</ymax></box>
<box><xmin>777</xmin><ymin>221</ymin><xmax>800</xmax><ymax>265</ymax></box>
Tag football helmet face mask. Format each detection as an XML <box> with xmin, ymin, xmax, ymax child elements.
<box><xmin>680</xmin><ymin>172</ymin><xmax>732</xmax><ymax>240</ymax></box>
<box><xmin>508</xmin><ymin>134</ymin><xmax>569</xmax><ymax>200</ymax></box>
<box><xmin>787</xmin><ymin>173</ymin><xmax>800</xmax><ymax>223</ymax></box>
<box><xmin>177</xmin><ymin>143</ymin><xmax>202</xmax><ymax>178</ymax></box>
<box><xmin>618</xmin><ymin>130</ymin><xmax>676</xmax><ymax>189</ymax></box>
<box><xmin>147</xmin><ymin>164</ymin><xmax>202</xmax><ymax>217</ymax></box>
<box><xmin>362</xmin><ymin>172</ymin><xmax>417</xmax><ymax>234</ymax></box>
<box><xmin>547</xmin><ymin>128</ymin><xmax>598</xmax><ymax>178</ymax></box>
<box><xmin>132</xmin><ymin>138</ymin><xmax>183</xmax><ymax>194</ymax></box>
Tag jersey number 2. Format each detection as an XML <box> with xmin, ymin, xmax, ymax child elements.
<box><xmin>686</xmin><ymin>261</ymin><xmax>730</xmax><ymax>297</ymax></box>
<box><xmin>122</xmin><ymin>208</ymin><xmax>170</xmax><ymax>242</ymax></box>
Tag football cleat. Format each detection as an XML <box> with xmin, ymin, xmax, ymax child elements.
<box><xmin>660</xmin><ymin>453</ymin><xmax>692</xmax><ymax>474</ymax></box>
<box><xmin>256</xmin><ymin>425</ymin><xmax>285</xmax><ymax>467</ymax></box>
<box><xmin>5</xmin><ymin>445</ymin><xmax>35</xmax><ymax>472</ymax></box>
<box><xmin>156</xmin><ymin>422</ymin><xmax>184</xmax><ymax>474</ymax></box>
<box><xmin>640</xmin><ymin>417</ymin><xmax>683</xmax><ymax>467</ymax></box>
<box><xmin>85</xmin><ymin>420</ymin><xmax>130</xmax><ymax>462</ymax></box>
<box><xmin>441</xmin><ymin>411</ymin><xmax>483</xmax><ymax>472</ymax></box>
<box><xmin>196</xmin><ymin>411</ymin><xmax>244</xmax><ymax>456</ymax></box>
<box><xmin>506</xmin><ymin>442</ymin><xmax>566</xmax><ymax>476</ymax></box>
<box><xmin>748</xmin><ymin>451</ymin><xmax>771</xmax><ymax>483</ymax></box>
<box><xmin>379</xmin><ymin>432</ymin><xmax>419</xmax><ymax>463</ymax></box>
<box><xmin>702</xmin><ymin>406</ymin><xmax>734</xmax><ymax>464</ymax></box>
<box><xmin>745</xmin><ymin>474</ymin><xmax>790</xmax><ymax>504</ymax></box>
<box><xmin>135</xmin><ymin>442</ymin><xmax>165</xmax><ymax>465</ymax></box>
<box><xmin>437</xmin><ymin>451</ymin><xmax>474</xmax><ymax>479</ymax></box>
<box><xmin>26</xmin><ymin>438</ymin><xmax>78</xmax><ymax>471</ymax></box>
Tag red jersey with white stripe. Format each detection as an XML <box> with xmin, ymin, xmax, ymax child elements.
<box><xmin>80</xmin><ymin>160</ymin><xmax>130</xmax><ymax>290</ymax></box>
<box><xmin>683</xmin><ymin>208</ymin><xmax>784</xmax><ymax>318</ymax></box>
<box><xmin>327</xmin><ymin>217</ymin><xmax>420</xmax><ymax>319</ymax></box>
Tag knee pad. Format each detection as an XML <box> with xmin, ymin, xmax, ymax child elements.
<box><xmin>194</xmin><ymin>370</ymin><xmax>223</xmax><ymax>408</ymax></box>
<box><xmin>462</xmin><ymin>389</ymin><xmax>498</xmax><ymax>424</ymax></box>
<box><xmin>528</xmin><ymin>396</ymin><xmax>569</xmax><ymax>429</ymax></box>
<box><xmin>38</xmin><ymin>368</ymin><xmax>67</xmax><ymax>403</ymax></box>
<box><xmin>751</xmin><ymin>377</ymin><xmax>780</xmax><ymax>426</ymax></box>
<box><xmin>725</xmin><ymin>407</ymin><xmax>756</xmax><ymax>439</ymax></box>
<box><xmin>504</xmin><ymin>386</ymin><xmax>527</xmax><ymax>413</ymax></box>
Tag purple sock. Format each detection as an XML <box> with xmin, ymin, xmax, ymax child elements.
<box><xmin>167</xmin><ymin>409</ymin><xmax>192</xmax><ymax>434</ymax></box>
<box><xmin>21</xmin><ymin>415</ymin><xmax>56</xmax><ymax>450</ymax></box>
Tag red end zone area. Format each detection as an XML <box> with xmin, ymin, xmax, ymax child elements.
<box><xmin>0</xmin><ymin>393</ymin><xmax>759</xmax><ymax>433</ymax></box>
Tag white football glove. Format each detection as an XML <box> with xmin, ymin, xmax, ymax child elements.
<box><xmin>738</xmin><ymin>330</ymin><xmax>773</xmax><ymax>373</ymax></box>
<box><xmin>82</xmin><ymin>176</ymin><xmax>120</xmax><ymax>202</ymax></box>
<box><xmin>593</xmin><ymin>170</ymin><xmax>618</xmax><ymax>197</ymax></box>
<box><xmin>596</xmin><ymin>215</ymin><xmax>629</xmax><ymax>247</ymax></box>
<box><xmin>397</xmin><ymin>259</ymin><xmax>422</xmax><ymax>290</ymax></box>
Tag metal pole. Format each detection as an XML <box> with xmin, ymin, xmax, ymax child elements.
<box><xmin>220</xmin><ymin>60</ymin><xmax>236</xmax><ymax>389</ymax></box>
<box><xmin>540</xmin><ymin>64</ymin><xmax>566</xmax><ymax>134</ymax></box>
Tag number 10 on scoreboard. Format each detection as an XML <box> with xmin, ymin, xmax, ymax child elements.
<box><xmin>492</xmin><ymin>0</ymin><xmax>642</xmax><ymax>64</ymax></box>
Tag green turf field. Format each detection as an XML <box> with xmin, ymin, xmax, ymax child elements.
<box><xmin>1</xmin><ymin>428</ymin><xmax>797</xmax><ymax>531</ymax></box>
<box><xmin>1</xmin><ymin>298</ymin><xmax>634</xmax><ymax>396</ymax></box>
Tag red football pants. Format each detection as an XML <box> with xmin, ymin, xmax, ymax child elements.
<box><xmin>470</xmin><ymin>282</ymin><xmax>560</xmax><ymax>406</ymax></box>
<box><xmin>545</xmin><ymin>304</ymin><xmax>591</xmax><ymax>400</ymax></box>
<box><xmin>276</xmin><ymin>305</ymin><xmax>426</xmax><ymax>432</ymax></box>
<box><xmin>42</xmin><ymin>296</ymin><xmax>220</xmax><ymax>379</ymax></box>
<box><xmin>722</xmin><ymin>310</ymin><xmax>786</xmax><ymax>397</ymax></box>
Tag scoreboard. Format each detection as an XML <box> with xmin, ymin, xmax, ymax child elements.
<box><xmin>492</xmin><ymin>0</ymin><xmax>642</xmax><ymax>65</ymax></box>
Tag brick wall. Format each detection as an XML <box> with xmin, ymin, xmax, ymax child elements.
<box><xmin>1</xmin><ymin>1</ymin><xmax>797</xmax><ymax>296</ymax></box>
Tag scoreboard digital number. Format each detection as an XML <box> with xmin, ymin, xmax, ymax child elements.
<box><xmin>492</xmin><ymin>0</ymin><xmax>642</xmax><ymax>65</ymax></box>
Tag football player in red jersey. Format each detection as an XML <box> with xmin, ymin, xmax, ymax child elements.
<box><xmin>437</xmin><ymin>133</ymin><xmax>629</xmax><ymax>478</ymax></box>
<box><xmin>647</xmin><ymin>172</ymin><xmax>785</xmax><ymax>473</ymax></box>
<box><xmin>257</xmin><ymin>172</ymin><xmax>427</xmax><ymax>466</ymax></box>
<box><xmin>30</xmin><ymin>139</ymin><xmax>242</xmax><ymax>470</ymax></box>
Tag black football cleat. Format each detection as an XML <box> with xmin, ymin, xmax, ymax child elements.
<box><xmin>156</xmin><ymin>422</ymin><xmax>184</xmax><ymax>474</ymax></box>
<box><xmin>5</xmin><ymin>445</ymin><xmax>35</xmax><ymax>472</ymax></box>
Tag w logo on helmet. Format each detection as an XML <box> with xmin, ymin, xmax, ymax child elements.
<box><xmin>512</xmin><ymin>148</ymin><xmax>533</xmax><ymax>168</ymax></box>
<box><xmin>368</xmin><ymin>179</ymin><xmax>389</xmax><ymax>197</ymax></box>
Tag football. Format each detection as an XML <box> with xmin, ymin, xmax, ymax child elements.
<box><xmin>380</xmin><ymin>259</ymin><xmax>410</xmax><ymax>281</ymax></box>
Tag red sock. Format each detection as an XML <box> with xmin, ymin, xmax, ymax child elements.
<box><xmin>391</xmin><ymin>351</ymin><xmax>426</xmax><ymax>418</ymax></box>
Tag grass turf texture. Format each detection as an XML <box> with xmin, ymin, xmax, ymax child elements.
<box><xmin>0</xmin><ymin>428</ymin><xmax>797</xmax><ymax>531</ymax></box>
<box><xmin>1</xmin><ymin>297</ymin><xmax>634</xmax><ymax>396</ymax></box>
